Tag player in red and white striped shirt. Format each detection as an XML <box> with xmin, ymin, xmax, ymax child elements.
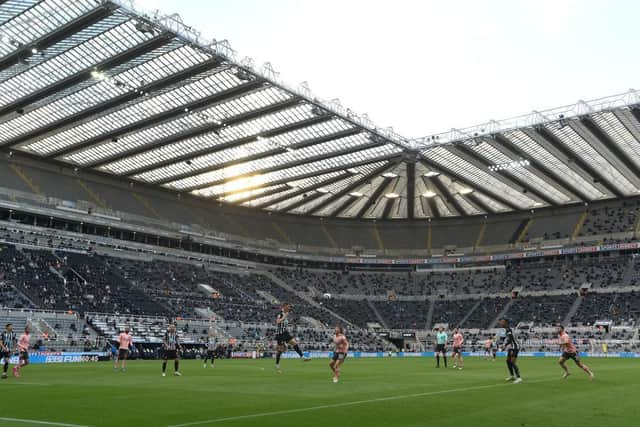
<box><xmin>558</xmin><ymin>325</ymin><xmax>593</xmax><ymax>380</ymax></box>
<box><xmin>330</xmin><ymin>326</ymin><xmax>349</xmax><ymax>383</ymax></box>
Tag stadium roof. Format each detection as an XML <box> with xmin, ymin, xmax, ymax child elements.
<box><xmin>1</xmin><ymin>1</ymin><xmax>640</xmax><ymax>219</ymax></box>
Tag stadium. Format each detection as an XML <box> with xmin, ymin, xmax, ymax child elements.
<box><xmin>0</xmin><ymin>0</ymin><xmax>639</xmax><ymax>426</ymax></box>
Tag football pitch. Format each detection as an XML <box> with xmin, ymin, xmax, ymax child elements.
<box><xmin>0</xmin><ymin>357</ymin><xmax>638</xmax><ymax>427</ymax></box>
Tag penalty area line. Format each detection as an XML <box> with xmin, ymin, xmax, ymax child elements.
<box><xmin>167</xmin><ymin>378</ymin><xmax>554</xmax><ymax>427</ymax></box>
<box><xmin>0</xmin><ymin>417</ymin><xmax>91</xmax><ymax>427</ymax></box>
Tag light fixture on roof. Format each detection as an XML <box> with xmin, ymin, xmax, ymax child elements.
<box><xmin>90</xmin><ymin>70</ymin><xmax>106</xmax><ymax>81</ymax></box>
<box><xmin>381</xmin><ymin>172</ymin><xmax>398</xmax><ymax>178</ymax></box>
<box><xmin>286</xmin><ymin>182</ymin><xmax>299</xmax><ymax>188</ymax></box>
<box><xmin>232</xmin><ymin>68</ymin><xmax>253</xmax><ymax>81</ymax></box>
<box><xmin>422</xmin><ymin>191</ymin><xmax>437</xmax><ymax>198</ymax></box>
<box><xmin>310</xmin><ymin>106</ymin><xmax>325</xmax><ymax>116</ymax></box>
<box><xmin>317</xmin><ymin>188</ymin><xmax>330</xmax><ymax>194</ymax></box>
<box><xmin>532</xmin><ymin>202</ymin><xmax>543</xmax><ymax>207</ymax></box>
<box><xmin>346</xmin><ymin>168</ymin><xmax>360</xmax><ymax>175</ymax></box>
<box><xmin>184</xmin><ymin>108</ymin><xmax>190</xmax><ymax>113</ymax></box>
<box><xmin>385</xmin><ymin>192</ymin><xmax>400</xmax><ymax>199</ymax></box>
<box><xmin>30</xmin><ymin>47</ymin><xmax>38</xmax><ymax>54</ymax></box>
<box><xmin>459</xmin><ymin>188</ymin><xmax>473</xmax><ymax>195</ymax></box>
<box><xmin>349</xmin><ymin>191</ymin><xmax>364</xmax><ymax>197</ymax></box>
<box><xmin>134</xmin><ymin>20</ymin><xmax>155</xmax><ymax>34</ymax></box>
<box><xmin>488</xmin><ymin>159</ymin><xmax>530</xmax><ymax>172</ymax></box>
<box><xmin>423</xmin><ymin>171</ymin><xmax>440</xmax><ymax>177</ymax></box>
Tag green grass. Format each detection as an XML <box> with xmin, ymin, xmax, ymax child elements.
<box><xmin>0</xmin><ymin>357</ymin><xmax>638</xmax><ymax>427</ymax></box>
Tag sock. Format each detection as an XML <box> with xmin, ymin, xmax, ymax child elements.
<box><xmin>174</xmin><ymin>360</ymin><xmax>179</xmax><ymax>372</ymax></box>
<box><xmin>436</xmin><ymin>355</ymin><xmax>440</xmax><ymax>367</ymax></box>
<box><xmin>506</xmin><ymin>360</ymin><xmax>514</xmax><ymax>376</ymax></box>
<box><xmin>513</xmin><ymin>363</ymin><xmax>520</xmax><ymax>378</ymax></box>
<box><xmin>162</xmin><ymin>362</ymin><xmax>167</xmax><ymax>373</ymax></box>
<box><xmin>443</xmin><ymin>356</ymin><xmax>447</xmax><ymax>367</ymax></box>
<box><xmin>211</xmin><ymin>357</ymin><xmax>215</xmax><ymax>365</ymax></box>
<box><xmin>335</xmin><ymin>368</ymin><xmax>340</xmax><ymax>379</ymax></box>
<box><xmin>3</xmin><ymin>363</ymin><xmax>7</xmax><ymax>373</ymax></box>
<box><xmin>276</xmin><ymin>352</ymin><xmax>282</xmax><ymax>366</ymax></box>
<box><xmin>293</xmin><ymin>344</ymin><xmax>303</xmax><ymax>358</ymax></box>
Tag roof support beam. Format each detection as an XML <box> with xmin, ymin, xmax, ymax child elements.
<box><xmin>355</xmin><ymin>177</ymin><xmax>392</xmax><ymax>218</ymax></box>
<box><xmin>186</xmin><ymin>152</ymin><xmax>402</xmax><ymax>194</ymax></box>
<box><xmin>579</xmin><ymin>117</ymin><xmax>640</xmax><ymax>181</ymax></box>
<box><xmin>453</xmin><ymin>144</ymin><xmax>558</xmax><ymax>206</ymax></box>
<box><xmin>254</xmin><ymin>172</ymin><xmax>352</xmax><ymax>209</ymax></box>
<box><xmin>82</xmin><ymin>80</ymin><xmax>267</xmax><ymax>167</ymax></box>
<box><xmin>531</xmin><ymin>126</ymin><xmax>624</xmax><ymax>198</ymax></box>
<box><xmin>0</xmin><ymin>5</ymin><xmax>114</xmax><ymax>74</ymax></box>
<box><xmin>280</xmin><ymin>192</ymin><xmax>326</xmax><ymax>213</ymax></box>
<box><xmin>130</xmin><ymin>114</ymin><xmax>338</xmax><ymax>180</ymax></box>
<box><xmin>405</xmin><ymin>161</ymin><xmax>415</xmax><ymax>219</ymax></box>
<box><xmin>3</xmin><ymin>58</ymin><xmax>223</xmax><ymax>148</ymax></box>
<box><xmin>165</xmin><ymin>140</ymin><xmax>387</xmax><ymax>191</ymax></box>
<box><xmin>225</xmin><ymin>185</ymin><xmax>291</xmax><ymax>206</ymax></box>
<box><xmin>467</xmin><ymin>192</ymin><xmax>495</xmax><ymax>213</ymax></box>
<box><xmin>49</xmin><ymin>80</ymin><xmax>270</xmax><ymax>159</ymax></box>
<box><xmin>490</xmin><ymin>134</ymin><xmax>587</xmax><ymax>201</ymax></box>
<box><xmin>0</xmin><ymin>35</ymin><xmax>173</xmax><ymax>120</ymax></box>
<box><xmin>329</xmin><ymin>196</ymin><xmax>360</xmax><ymax>218</ymax></box>
<box><xmin>427</xmin><ymin>176</ymin><xmax>464</xmax><ymax>216</ymax></box>
<box><xmin>308</xmin><ymin>162</ymin><xmax>396</xmax><ymax>216</ymax></box>
<box><xmin>418</xmin><ymin>157</ymin><xmax>521</xmax><ymax>211</ymax></box>
<box><xmin>381</xmin><ymin>197</ymin><xmax>396</xmax><ymax>219</ymax></box>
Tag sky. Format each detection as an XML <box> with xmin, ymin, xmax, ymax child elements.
<box><xmin>135</xmin><ymin>0</ymin><xmax>640</xmax><ymax>139</ymax></box>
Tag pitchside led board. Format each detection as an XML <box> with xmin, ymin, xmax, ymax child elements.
<box><xmin>7</xmin><ymin>352</ymin><xmax>107</xmax><ymax>364</ymax></box>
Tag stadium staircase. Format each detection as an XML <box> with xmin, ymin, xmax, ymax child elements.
<box><xmin>563</xmin><ymin>295</ymin><xmax>583</xmax><ymax>325</ymax></box>
<box><xmin>425</xmin><ymin>299</ymin><xmax>435</xmax><ymax>330</ymax></box>
<box><xmin>489</xmin><ymin>298</ymin><xmax>515</xmax><ymax>328</ymax></box>
<box><xmin>367</xmin><ymin>299</ymin><xmax>389</xmax><ymax>329</ymax></box>
<box><xmin>457</xmin><ymin>299</ymin><xmax>483</xmax><ymax>328</ymax></box>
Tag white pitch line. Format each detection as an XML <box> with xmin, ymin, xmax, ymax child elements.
<box><xmin>167</xmin><ymin>379</ymin><xmax>554</xmax><ymax>427</ymax></box>
<box><xmin>0</xmin><ymin>417</ymin><xmax>91</xmax><ymax>427</ymax></box>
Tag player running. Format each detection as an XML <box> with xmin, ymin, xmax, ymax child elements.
<box><xmin>114</xmin><ymin>327</ymin><xmax>133</xmax><ymax>372</ymax></box>
<box><xmin>329</xmin><ymin>326</ymin><xmax>349</xmax><ymax>383</ymax></box>
<box><xmin>452</xmin><ymin>328</ymin><xmax>464</xmax><ymax>370</ymax></box>
<box><xmin>274</xmin><ymin>303</ymin><xmax>310</xmax><ymax>373</ymax></box>
<box><xmin>557</xmin><ymin>325</ymin><xmax>594</xmax><ymax>381</ymax></box>
<box><xmin>434</xmin><ymin>327</ymin><xmax>448</xmax><ymax>368</ymax></box>
<box><xmin>162</xmin><ymin>324</ymin><xmax>182</xmax><ymax>377</ymax></box>
<box><xmin>204</xmin><ymin>329</ymin><xmax>216</xmax><ymax>368</ymax></box>
<box><xmin>0</xmin><ymin>323</ymin><xmax>17</xmax><ymax>380</ymax></box>
<box><xmin>499</xmin><ymin>318</ymin><xmax>522</xmax><ymax>384</ymax></box>
<box><xmin>13</xmin><ymin>326</ymin><xmax>30</xmax><ymax>378</ymax></box>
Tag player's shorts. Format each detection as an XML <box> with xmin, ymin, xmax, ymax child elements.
<box><xmin>452</xmin><ymin>346</ymin><xmax>462</xmax><ymax>355</ymax></box>
<box><xmin>163</xmin><ymin>349</ymin><xmax>178</xmax><ymax>360</ymax></box>
<box><xmin>561</xmin><ymin>352</ymin><xmax>580</xmax><ymax>362</ymax></box>
<box><xmin>118</xmin><ymin>349</ymin><xmax>129</xmax><ymax>359</ymax></box>
<box><xmin>0</xmin><ymin>351</ymin><xmax>9</xmax><ymax>361</ymax></box>
<box><xmin>19</xmin><ymin>351</ymin><xmax>29</xmax><ymax>362</ymax></box>
<box><xmin>435</xmin><ymin>344</ymin><xmax>446</xmax><ymax>353</ymax></box>
<box><xmin>206</xmin><ymin>350</ymin><xmax>215</xmax><ymax>359</ymax></box>
<box><xmin>276</xmin><ymin>331</ymin><xmax>293</xmax><ymax>345</ymax></box>
<box><xmin>507</xmin><ymin>349</ymin><xmax>520</xmax><ymax>358</ymax></box>
<box><xmin>332</xmin><ymin>352</ymin><xmax>347</xmax><ymax>361</ymax></box>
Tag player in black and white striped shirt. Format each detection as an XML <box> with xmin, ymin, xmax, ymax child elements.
<box><xmin>203</xmin><ymin>330</ymin><xmax>216</xmax><ymax>368</ymax></box>
<box><xmin>1</xmin><ymin>323</ymin><xmax>17</xmax><ymax>380</ymax></box>
<box><xmin>500</xmin><ymin>318</ymin><xmax>522</xmax><ymax>384</ymax></box>
<box><xmin>162</xmin><ymin>324</ymin><xmax>182</xmax><ymax>377</ymax></box>
<box><xmin>275</xmin><ymin>303</ymin><xmax>309</xmax><ymax>373</ymax></box>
